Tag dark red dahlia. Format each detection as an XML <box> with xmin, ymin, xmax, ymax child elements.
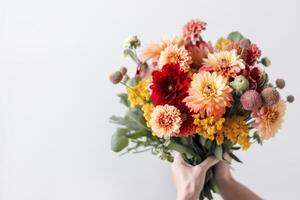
<box><xmin>177</xmin><ymin>106</ymin><xmax>196</xmax><ymax>136</ymax></box>
<box><xmin>150</xmin><ymin>63</ymin><xmax>191</xmax><ymax>107</ymax></box>
<box><xmin>245</xmin><ymin>44</ymin><xmax>261</xmax><ymax>66</ymax></box>
<box><xmin>240</xmin><ymin>65</ymin><xmax>262</xmax><ymax>91</ymax></box>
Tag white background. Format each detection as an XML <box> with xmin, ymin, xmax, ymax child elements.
<box><xmin>0</xmin><ymin>0</ymin><xmax>299</xmax><ymax>199</ymax></box>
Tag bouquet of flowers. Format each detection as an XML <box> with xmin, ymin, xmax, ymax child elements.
<box><xmin>109</xmin><ymin>19</ymin><xmax>294</xmax><ymax>199</ymax></box>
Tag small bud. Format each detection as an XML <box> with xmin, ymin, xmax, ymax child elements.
<box><xmin>124</xmin><ymin>35</ymin><xmax>141</xmax><ymax>49</ymax></box>
<box><xmin>287</xmin><ymin>95</ymin><xmax>295</xmax><ymax>103</ymax></box>
<box><xmin>230</xmin><ymin>75</ymin><xmax>249</xmax><ymax>94</ymax></box>
<box><xmin>261</xmin><ymin>87</ymin><xmax>280</xmax><ymax>106</ymax></box>
<box><xmin>119</xmin><ymin>66</ymin><xmax>128</xmax><ymax>76</ymax></box>
<box><xmin>109</xmin><ymin>71</ymin><xmax>123</xmax><ymax>84</ymax></box>
<box><xmin>261</xmin><ymin>57</ymin><xmax>271</xmax><ymax>67</ymax></box>
<box><xmin>275</xmin><ymin>79</ymin><xmax>285</xmax><ymax>89</ymax></box>
<box><xmin>239</xmin><ymin>38</ymin><xmax>251</xmax><ymax>49</ymax></box>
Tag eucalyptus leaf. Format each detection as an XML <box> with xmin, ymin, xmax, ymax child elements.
<box><xmin>129</xmin><ymin>130</ymin><xmax>148</xmax><ymax>139</ymax></box>
<box><xmin>227</xmin><ymin>31</ymin><xmax>244</xmax><ymax>42</ymax></box>
<box><xmin>111</xmin><ymin>128</ymin><xmax>129</xmax><ymax>152</ymax></box>
<box><xmin>117</xmin><ymin>93</ymin><xmax>130</xmax><ymax>107</ymax></box>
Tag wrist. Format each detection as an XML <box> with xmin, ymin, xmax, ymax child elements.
<box><xmin>215</xmin><ymin>175</ymin><xmax>234</xmax><ymax>186</ymax></box>
<box><xmin>176</xmin><ymin>187</ymin><xmax>200</xmax><ymax>200</ymax></box>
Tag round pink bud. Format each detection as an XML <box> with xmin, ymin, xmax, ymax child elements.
<box><xmin>275</xmin><ymin>79</ymin><xmax>285</xmax><ymax>89</ymax></box>
<box><xmin>119</xmin><ymin>66</ymin><xmax>128</xmax><ymax>76</ymax></box>
<box><xmin>109</xmin><ymin>71</ymin><xmax>123</xmax><ymax>84</ymax></box>
<box><xmin>261</xmin><ymin>87</ymin><xmax>280</xmax><ymax>106</ymax></box>
<box><xmin>287</xmin><ymin>95</ymin><xmax>295</xmax><ymax>103</ymax></box>
<box><xmin>240</xmin><ymin>90</ymin><xmax>263</xmax><ymax>111</ymax></box>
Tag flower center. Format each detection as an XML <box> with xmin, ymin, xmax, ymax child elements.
<box><xmin>168</xmin><ymin>84</ymin><xmax>173</xmax><ymax>91</ymax></box>
<box><xmin>267</xmin><ymin>110</ymin><xmax>279</xmax><ymax>123</ymax></box>
<box><xmin>158</xmin><ymin>115</ymin><xmax>173</xmax><ymax>128</ymax></box>
<box><xmin>203</xmin><ymin>84</ymin><xmax>216</xmax><ymax>97</ymax></box>
<box><xmin>220</xmin><ymin>58</ymin><xmax>230</xmax><ymax>67</ymax></box>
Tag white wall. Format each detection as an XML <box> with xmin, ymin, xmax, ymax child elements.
<box><xmin>0</xmin><ymin>0</ymin><xmax>299</xmax><ymax>199</ymax></box>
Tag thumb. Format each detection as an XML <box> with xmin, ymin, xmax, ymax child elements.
<box><xmin>196</xmin><ymin>156</ymin><xmax>219</xmax><ymax>171</ymax></box>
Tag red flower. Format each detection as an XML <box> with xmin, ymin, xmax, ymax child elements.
<box><xmin>240</xmin><ymin>65</ymin><xmax>262</xmax><ymax>91</ymax></box>
<box><xmin>150</xmin><ymin>63</ymin><xmax>191</xmax><ymax>107</ymax></box>
<box><xmin>177</xmin><ymin>106</ymin><xmax>196</xmax><ymax>136</ymax></box>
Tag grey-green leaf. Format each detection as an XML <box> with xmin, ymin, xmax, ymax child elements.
<box><xmin>111</xmin><ymin>128</ymin><xmax>129</xmax><ymax>152</ymax></box>
<box><xmin>227</xmin><ymin>31</ymin><xmax>244</xmax><ymax>42</ymax></box>
<box><xmin>117</xmin><ymin>93</ymin><xmax>130</xmax><ymax>107</ymax></box>
<box><xmin>213</xmin><ymin>146</ymin><xmax>223</xmax><ymax>160</ymax></box>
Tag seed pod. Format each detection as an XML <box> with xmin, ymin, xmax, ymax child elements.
<box><xmin>261</xmin><ymin>87</ymin><xmax>280</xmax><ymax>106</ymax></box>
<box><xmin>287</xmin><ymin>95</ymin><xmax>295</xmax><ymax>103</ymax></box>
<box><xmin>109</xmin><ymin>71</ymin><xmax>123</xmax><ymax>84</ymax></box>
<box><xmin>239</xmin><ymin>38</ymin><xmax>251</xmax><ymax>49</ymax></box>
<box><xmin>275</xmin><ymin>79</ymin><xmax>285</xmax><ymax>89</ymax></box>
<box><xmin>119</xmin><ymin>66</ymin><xmax>128</xmax><ymax>76</ymax></box>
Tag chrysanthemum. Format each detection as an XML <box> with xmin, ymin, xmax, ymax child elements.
<box><xmin>184</xmin><ymin>72</ymin><xmax>233</xmax><ymax>117</ymax></box>
<box><xmin>158</xmin><ymin>45</ymin><xmax>192</xmax><ymax>72</ymax></box>
<box><xmin>251</xmin><ymin>100</ymin><xmax>286</xmax><ymax>140</ymax></box>
<box><xmin>182</xmin><ymin>19</ymin><xmax>207</xmax><ymax>41</ymax></box>
<box><xmin>140</xmin><ymin>36</ymin><xmax>183</xmax><ymax>62</ymax></box>
<box><xmin>202</xmin><ymin>50</ymin><xmax>245</xmax><ymax>78</ymax></box>
<box><xmin>150</xmin><ymin>105</ymin><xmax>182</xmax><ymax>139</ymax></box>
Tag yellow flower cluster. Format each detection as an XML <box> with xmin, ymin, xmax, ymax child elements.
<box><xmin>127</xmin><ymin>80</ymin><xmax>150</xmax><ymax>108</ymax></box>
<box><xmin>141</xmin><ymin>103</ymin><xmax>154</xmax><ymax>127</ymax></box>
<box><xmin>221</xmin><ymin>116</ymin><xmax>250</xmax><ymax>150</ymax></box>
<box><xmin>127</xmin><ymin>80</ymin><xmax>154</xmax><ymax>127</ymax></box>
<box><xmin>193</xmin><ymin>114</ymin><xmax>250</xmax><ymax>149</ymax></box>
<box><xmin>215</xmin><ymin>37</ymin><xmax>231</xmax><ymax>51</ymax></box>
<box><xmin>193</xmin><ymin>114</ymin><xmax>225</xmax><ymax>145</ymax></box>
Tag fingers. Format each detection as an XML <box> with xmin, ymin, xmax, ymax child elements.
<box><xmin>197</xmin><ymin>156</ymin><xmax>219</xmax><ymax>171</ymax></box>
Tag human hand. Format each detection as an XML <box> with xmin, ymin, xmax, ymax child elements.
<box><xmin>171</xmin><ymin>153</ymin><xmax>219</xmax><ymax>200</ymax></box>
<box><xmin>214</xmin><ymin>153</ymin><xmax>233</xmax><ymax>184</ymax></box>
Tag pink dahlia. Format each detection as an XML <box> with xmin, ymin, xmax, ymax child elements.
<box><xmin>182</xmin><ymin>19</ymin><xmax>207</xmax><ymax>41</ymax></box>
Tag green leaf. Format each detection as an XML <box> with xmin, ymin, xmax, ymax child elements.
<box><xmin>227</xmin><ymin>31</ymin><xmax>244</xmax><ymax>42</ymax></box>
<box><xmin>127</xmin><ymin>76</ymin><xmax>141</xmax><ymax>87</ymax></box>
<box><xmin>165</xmin><ymin>140</ymin><xmax>197</xmax><ymax>157</ymax></box>
<box><xmin>111</xmin><ymin>128</ymin><xmax>129</xmax><ymax>152</ymax></box>
<box><xmin>128</xmin><ymin>130</ymin><xmax>148</xmax><ymax>139</ymax></box>
<box><xmin>200</xmin><ymin>136</ymin><xmax>207</xmax><ymax>146</ymax></box>
<box><xmin>117</xmin><ymin>93</ymin><xmax>130</xmax><ymax>107</ymax></box>
<box><xmin>110</xmin><ymin>108</ymin><xmax>147</xmax><ymax>131</ymax></box>
<box><xmin>228</xmin><ymin>152</ymin><xmax>243</xmax><ymax>163</ymax></box>
<box><xmin>260</xmin><ymin>57</ymin><xmax>271</xmax><ymax>67</ymax></box>
<box><xmin>205</xmin><ymin>140</ymin><xmax>213</xmax><ymax>150</ymax></box>
<box><xmin>213</xmin><ymin>146</ymin><xmax>223</xmax><ymax>160</ymax></box>
<box><xmin>253</xmin><ymin>132</ymin><xmax>263</xmax><ymax>145</ymax></box>
<box><xmin>123</xmin><ymin>49</ymin><xmax>140</xmax><ymax>64</ymax></box>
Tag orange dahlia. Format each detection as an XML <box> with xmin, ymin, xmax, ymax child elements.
<box><xmin>183</xmin><ymin>72</ymin><xmax>233</xmax><ymax>117</ymax></box>
<box><xmin>140</xmin><ymin>36</ymin><xmax>183</xmax><ymax>62</ymax></box>
<box><xmin>201</xmin><ymin>50</ymin><xmax>245</xmax><ymax>78</ymax></box>
<box><xmin>158</xmin><ymin>44</ymin><xmax>192</xmax><ymax>72</ymax></box>
<box><xmin>251</xmin><ymin>99</ymin><xmax>286</xmax><ymax>140</ymax></box>
<box><xmin>150</xmin><ymin>105</ymin><xmax>182</xmax><ymax>139</ymax></box>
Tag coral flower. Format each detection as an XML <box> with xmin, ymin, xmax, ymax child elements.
<box><xmin>251</xmin><ymin>100</ymin><xmax>286</xmax><ymax>140</ymax></box>
<box><xmin>158</xmin><ymin>45</ymin><xmax>192</xmax><ymax>72</ymax></box>
<box><xmin>140</xmin><ymin>36</ymin><xmax>183</xmax><ymax>62</ymax></box>
<box><xmin>150</xmin><ymin>105</ymin><xmax>182</xmax><ymax>139</ymax></box>
<box><xmin>183</xmin><ymin>72</ymin><xmax>233</xmax><ymax>117</ymax></box>
<box><xmin>182</xmin><ymin>19</ymin><xmax>207</xmax><ymax>41</ymax></box>
<box><xmin>202</xmin><ymin>50</ymin><xmax>245</xmax><ymax>78</ymax></box>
